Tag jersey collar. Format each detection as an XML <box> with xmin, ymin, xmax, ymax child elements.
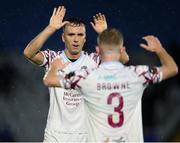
<box><xmin>99</xmin><ymin>61</ymin><xmax>124</xmax><ymax>69</ymax></box>
<box><xmin>62</xmin><ymin>50</ymin><xmax>84</xmax><ymax>64</ymax></box>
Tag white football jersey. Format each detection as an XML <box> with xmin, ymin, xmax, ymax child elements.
<box><xmin>41</xmin><ymin>49</ymin><xmax>100</xmax><ymax>142</ymax></box>
<box><xmin>60</xmin><ymin>61</ymin><xmax>162</xmax><ymax>142</ymax></box>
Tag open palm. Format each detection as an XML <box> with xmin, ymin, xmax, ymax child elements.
<box><xmin>140</xmin><ymin>35</ymin><xmax>163</xmax><ymax>53</ymax></box>
<box><xmin>91</xmin><ymin>13</ymin><xmax>107</xmax><ymax>34</ymax></box>
<box><xmin>49</xmin><ymin>6</ymin><xmax>69</xmax><ymax>30</ymax></box>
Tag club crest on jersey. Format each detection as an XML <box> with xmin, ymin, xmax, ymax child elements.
<box><xmin>81</xmin><ymin>66</ymin><xmax>87</xmax><ymax>69</ymax></box>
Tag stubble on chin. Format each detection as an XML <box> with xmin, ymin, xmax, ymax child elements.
<box><xmin>70</xmin><ymin>50</ymin><xmax>80</xmax><ymax>55</ymax></box>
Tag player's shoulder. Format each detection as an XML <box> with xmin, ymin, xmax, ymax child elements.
<box><xmin>82</xmin><ymin>51</ymin><xmax>100</xmax><ymax>64</ymax></box>
<box><xmin>83</xmin><ymin>51</ymin><xmax>97</xmax><ymax>57</ymax></box>
<box><xmin>124</xmin><ymin>65</ymin><xmax>150</xmax><ymax>78</ymax></box>
<box><xmin>126</xmin><ymin>65</ymin><xmax>148</xmax><ymax>72</ymax></box>
<box><xmin>42</xmin><ymin>49</ymin><xmax>63</xmax><ymax>57</ymax></box>
<box><xmin>125</xmin><ymin>65</ymin><xmax>160</xmax><ymax>79</ymax></box>
<box><xmin>41</xmin><ymin>49</ymin><xmax>64</xmax><ymax>68</ymax></box>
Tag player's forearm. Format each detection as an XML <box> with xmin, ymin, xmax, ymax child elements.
<box><xmin>24</xmin><ymin>25</ymin><xmax>57</xmax><ymax>59</ymax></box>
<box><xmin>43</xmin><ymin>66</ymin><xmax>61</xmax><ymax>87</ymax></box>
<box><xmin>156</xmin><ymin>47</ymin><xmax>178</xmax><ymax>80</ymax></box>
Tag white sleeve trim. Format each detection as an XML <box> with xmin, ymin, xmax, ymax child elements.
<box><xmin>39</xmin><ymin>51</ymin><xmax>48</xmax><ymax>67</ymax></box>
<box><xmin>159</xmin><ymin>71</ymin><xmax>163</xmax><ymax>82</ymax></box>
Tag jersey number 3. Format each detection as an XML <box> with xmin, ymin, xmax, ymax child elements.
<box><xmin>107</xmin><ymin>92</ymin><xmax>124</xmax><ymax>128</ymax></box>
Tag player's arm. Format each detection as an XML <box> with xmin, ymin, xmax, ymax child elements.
<box><xmin>90</xmin><ymin>13</ymin><xmax>129</xmax><ymax>64</ymax></box>
<box><xmin>90</xmin><ymin>13</ymin><xmax>107</xmax><ymax>34</ymax></box>
<box><xmin>43</xmin><ymin>57</ymin><xmax>89</xmax><ymax>90</ymax></box>
<box><xmin>119</xmin><ymin>46</ymin><xmax>129</xmax><ymax>64</ymax></box>
<box><xmin>43</xmin><ymin>63</ymin><xmax>61</xmax><ymax>87</ymax></box>
<box><xmin>43</xmin><ymin>57</ymin><xmax>69</xmax><ymax>87</ymax></box>
<box><xmin>140</xmin><ymin>35</ymin><xmax>178</xmax><ymax>80</ymax></box>
<box><xmin>23</xmin><ymin>6</ymin><xmax>68</xmax><ymax>65</ymax></box>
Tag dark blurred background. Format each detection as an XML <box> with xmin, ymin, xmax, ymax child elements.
<box><xmin>0</xmin><ymin>0</ymin><xmax>179</xmax><ymax>141</ymax></box>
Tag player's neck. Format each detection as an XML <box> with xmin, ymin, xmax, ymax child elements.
<box><xmin>65</xmin><ymin>49</ymin><xmax>81</xmax><ymax>60</ymax></box>
<box><xmin>101</xmin><ymin>54</ymin><xmax>120</xmax><ymax>63</ymax></box>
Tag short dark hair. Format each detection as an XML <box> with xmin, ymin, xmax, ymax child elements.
<box><xmin>63</xmin><ymin>17</ymin><xmax>86</xmax><ymax>31</ymax></box>
<box><xmin>97</xmin><ymin>28</ymin><xmax>123</xmax><ymax>46</ymax></box>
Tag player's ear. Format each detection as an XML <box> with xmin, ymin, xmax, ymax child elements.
<box><xmin>96</xmin><ymin>46</ymin><xmax>100</xmax><ymax>55</ymax></box>
<box><xmin>120</xmin><ymin>46</ymin><xmax>125</xmax><ymax>53</ymax></box>
<box><xmin>84</xmin><ymin>33</ymin><xmax>86</xmax><ymax>43</ymax></box>
<box><xmin>62</xmin><ymin>33</ymin><xmax>65</xmax><ymax>43</ymax></box>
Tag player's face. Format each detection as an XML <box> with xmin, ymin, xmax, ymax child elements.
<box><xmin>62</xmin><ymin>25</ymin><xmax>86</xmax><ymax>56</ymax></box>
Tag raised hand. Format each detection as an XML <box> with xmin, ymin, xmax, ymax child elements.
<box><xmin>49</xmin><ymin>6</ymin><xmax>69</xmax><ymax>30</ymax></box>
<box><xmin>90</xmin><ymin>13</ymin><xmax>107</xmax><ymax>34</ymax></box>
<box><xmin>140</xmin><ymin>35</ymin><xmax>163</xmax><ymax>53</ymax></box>
<box><xmin>140</xmin><ymin>35</ymin><xmax>178</xmax><ymax>80</ymax></box>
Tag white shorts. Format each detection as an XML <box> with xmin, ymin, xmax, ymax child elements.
<box><xmin>43</xmin><ymin>129</ymin><xmax>88</xmax><ymax>142</ymax></box>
